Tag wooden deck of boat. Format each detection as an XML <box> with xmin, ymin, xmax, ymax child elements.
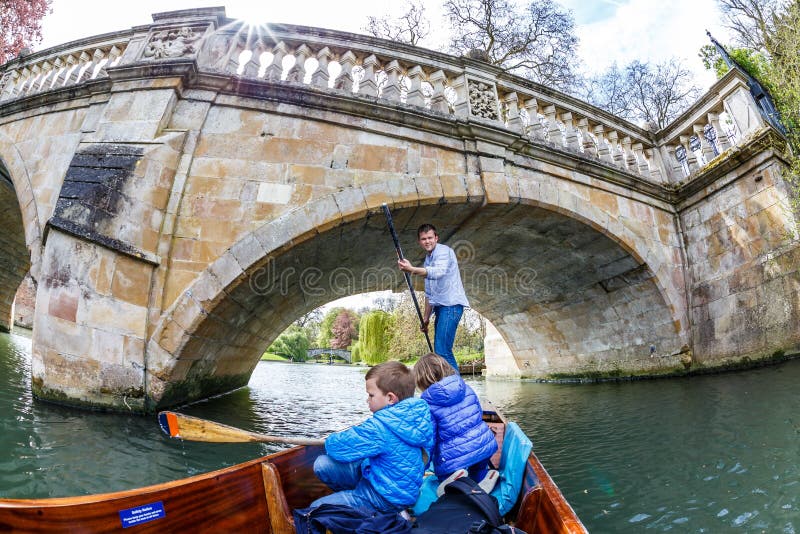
<box><xmin>0</xmin><ymin>415</ymin><xmax>587</xmax><ymax>533</ymax></box>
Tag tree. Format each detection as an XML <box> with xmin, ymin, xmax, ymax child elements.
<box><xmin>699</xmin><ymin>44</ymin><xmax>772</xmax><ymax>81</ymax></box>
<box><xmin>294</xmin><ymin>308</ymin><xmax>323</xmax><ymax>344</ymax></box>
<box><xmin>579</xmin><ymin>63</ymin><xmax>634</xmax><ymax>119</ymax></box>
<box><xmin>351</xmin><ymin>310</ymin><xmax>394</xmax><ymax>365</ymax></box>
<box><xmin>315</xmin><ymin>307</ymin><xmax>343</xmax><ymax>347</ymax></box>
<box><xmin>1</xmin><ymin>0</ymin><xmax>52</xmax><ymax>64</ymax></box>
<box><xmin>364</xmin><ymin>0</ymin><xmax>431</xmax><ymax>46</ymax></box>
<box><xmin>387</xmin><ymin>293</ymin><xmax>431</xmax><ymax>361</ymax></box>
<box><xmin>267</xmin><ymin>325</ymin><xmax>310</xmax><ymax>361</ymax></box>
<box><xmin>373</xmin><ymin>294</ymin><xmax>400</xmax><ymax>313</ymax></box>
<box><xmin>765</xmin><ymin>0</ymin><xmax>800</xmax><ymax>136</ymax></box>
<box><xmin>453</xmin><ymin>308</ymin><xmax>485</xmax><ymax>356</ymax></box>
<box><xmin>625</xmin><ymin>60</ymin><xmax>702</xmax><ymax>130</ymax></box>
<box><xmin>582</xmin><ymin>59</ymin><xmax>702</xmax><ymax>130</ymax></box>
<box><xmin>330</xmin><ymin>309</ymin><xmax>359</xmax><ymax>349</ymax></box>
<box><xmin>444</xmin><ymin>0</ymin><xmax>579</xmax><ymax>89</ymax></box>
<box><xmin>716</xmin><ymin>0</ymin><xmax>786</xmax><ymax>52</ymax></box>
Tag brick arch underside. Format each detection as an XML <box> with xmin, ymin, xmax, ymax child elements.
<box><xmin>0</xmin><ymin>162</ymin><xmax>31</xmax><ymax>332</ymax></box>
<box><xmin>150</xmin><ymin>201</ymin><xmax>683</xmax><ymax>408</ymax></box>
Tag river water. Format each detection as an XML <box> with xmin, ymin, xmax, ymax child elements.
<box><xmin>1</xmin><ymin>329</ymin><xmax>798</xmax><ymax>532</ymax></box>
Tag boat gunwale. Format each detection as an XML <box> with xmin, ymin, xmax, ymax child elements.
<box><xmin>0</xmin><ymin>445</ymin><xmax>313</xmax><ymax>508</ymax></box>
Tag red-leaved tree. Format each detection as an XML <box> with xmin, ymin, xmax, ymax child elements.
<box><xmin>1</xmin><ymin>0</ymin><xmax>53</xmax><ymax>64</ymax></box>
<box><xmin>330</xmin><ymin>310</ymin><xmax>359</xmax><ymax>350</ymax></box>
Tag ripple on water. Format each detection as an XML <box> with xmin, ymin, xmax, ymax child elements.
<box><xmin>732</xmin><ymin>510</ymin><xmax>757</xmax><ymax>526</ymax></box>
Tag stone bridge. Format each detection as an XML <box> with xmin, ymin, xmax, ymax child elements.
<box><xmin>0</xmin><ymin>7</ymin><xmax>797</xmax><ymax>412</ymax></box>
<box><xmin>307</xmin><ymin>348</ymin><xmax>351</xmax><ymax>363</ymax></box>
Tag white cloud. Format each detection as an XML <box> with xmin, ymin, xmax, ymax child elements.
<box><xmin>575</xmin><ymin>0</ymin><xmax>729</xmax><ymax>88</ymax></box>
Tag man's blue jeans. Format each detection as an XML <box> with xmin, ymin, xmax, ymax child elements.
<box><xmin>433</xmin><ymin>304</ymin><xmax>463</xmax><ymax>372</ymax></box>
<box><xmin>310</xmin><ymin>454</ymin><xmax>396</xmax><ymax>513</ymax></box>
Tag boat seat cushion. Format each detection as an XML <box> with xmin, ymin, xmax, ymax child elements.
<box><xmin>412</xmin><ymin>422</ymin><xmax>532</xmax><ymax>516</ymax></box>
<box><xmin>490</xmin><ymin>422</ymin><xmax>532</xmax><ymax>515</ymax></box>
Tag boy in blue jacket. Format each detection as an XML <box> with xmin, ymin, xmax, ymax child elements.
<box><xmin>310</xmin><ymin>361</ymin><xmax>434</xmax><ymax>513</ymax></box>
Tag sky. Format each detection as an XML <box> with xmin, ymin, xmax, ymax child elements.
<box><xmin>35</xmin><ymin>0</ymin><xmax>728</xmax><ymax>311</ymax></box>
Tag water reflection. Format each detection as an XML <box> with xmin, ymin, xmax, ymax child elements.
<box><xmin>484</xmin><ymin>368</ymin><xmax>800</xmax><ymax>532</ymax></box>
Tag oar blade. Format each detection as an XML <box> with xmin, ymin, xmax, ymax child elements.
<box><xmin>158</xmin><ymin>411</ymin><xmax>259</xmax><ymax>443</ymax></box>
<box><xmin>157</xmin><ymin>411</ymin><xmax>326</xmax><ymax>446</ymax></box>
<box><xmin>158</xmin><ymin>411</ymin><xmax>180</xmax><ymax>438</ymax></box>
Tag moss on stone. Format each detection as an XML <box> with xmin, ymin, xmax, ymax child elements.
<box><xmin>539</xmin><ymin>349</ymin><xmax>797</xmax><ymax>383</ymax></box>
<box><xmin>31</xmin><ymin>381</ymin><xmax>147</xmax><ymax>413</ymax></box>
<box><xmin>155</xmin><ymin>372</ymin><xmax>251</xmax><ymax>411</ymax></box>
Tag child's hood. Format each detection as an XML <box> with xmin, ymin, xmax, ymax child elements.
<box><xmin>421</xmin><ymin>374</ymin><xmax>466</xmax><ymax>407</ymax></box>
<box><xmin>373</xmin><ymin>397</ymin><xmax>433</xmax><ymax>448</ymax></box>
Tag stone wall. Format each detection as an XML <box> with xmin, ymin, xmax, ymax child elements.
<box><xmin>681</xmin><ymin>133</ymin><xmax>800</xmax><ymax>367</ymax></box>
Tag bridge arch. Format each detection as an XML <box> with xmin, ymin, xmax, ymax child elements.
<box><xmin>0</xmin><ymin>130</ymin><xmax>44</xmax><ymax>264</ymax></box>
<box><xmin>147</xmin><ymin>175</ymin><xmax>687</xmax><ymax>407</ymax></box>
<box><xmin>0</xmin><ymin>137</ymin><xmax>41</xmax><ymax>332</ymax></box>
<box><xmin>307</xmin><ymin>348</ymin><xmax>352</xmax><ymax>363</ymax></box>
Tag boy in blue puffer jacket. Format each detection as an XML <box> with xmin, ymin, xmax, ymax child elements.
<box><xmin>310</xmin><ymin>361</ymin><xmax>434</xmax><ymax>513</ymax></box>
<box><xmin>414</xmin><ymin>352</ymin><xmax>498</xmax><ymax>493</ymax></box>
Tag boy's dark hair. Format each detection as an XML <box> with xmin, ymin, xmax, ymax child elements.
<box><xmin>414</xmin><ymin>352</ymin><xmax>456</xmax><ymax>391</ymax></box>
<box><xmin>417</xmin><ymin>223</ymin><xmax>438</xmax><ymax>237</ymax></box>
<box><xmin>366</xmin><ymin>361</ymin><xmax>415</xmax><ymax>400</ymax></box>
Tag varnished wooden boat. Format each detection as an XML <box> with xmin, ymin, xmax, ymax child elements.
<box><xmin>0</xmin><ymin>409</ymin><xmax>587</xmax><ymax>533</ymax></box>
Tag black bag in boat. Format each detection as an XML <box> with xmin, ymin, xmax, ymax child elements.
<box><xmin>412</xmin><ymin>477</ymin><xmax>527</xmax><ymax>534</ymax></box>
<box><xmin>292</xmin><ymin>503</ymin><xmax>412</xmax><ymax>534</ymax></box>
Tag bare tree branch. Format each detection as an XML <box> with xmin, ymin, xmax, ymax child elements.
<box><xmin>444</xmin><ymin>0</ymin><xmax>579</xmax><ymax>90</ymax></box>
<box><xmin>716</xmin><ymin>0</ymin><xmax>787</xmax><ymax>52</ymax></box>
<box><xmin>364</xmin><ymin>0</ymin><xmax>431</xmax><ymax>47</ymax></box>
<box><xmin>580</xmin><ymin>59</ymin><xmax>702</xmax><ymax>129</ymax></box>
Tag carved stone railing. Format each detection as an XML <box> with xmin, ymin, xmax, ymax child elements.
<box><xmin>0</xmin><ymin>31</ymin><xmax>131</xmax><ymax>102</ymax></box>
<box><xmin>655</xmin><ymin>69</ymin><xmax>771</xmax><ymax>184</ymax></box>
<box><xmin>0</xmin><ymin>7</ymin><xmax>783</xmax><ymax>189</ymax></box>
<box><xmin>192</xmin><ymin>14</ymin><xmax>662</xmax><ymax>183</ymax></box>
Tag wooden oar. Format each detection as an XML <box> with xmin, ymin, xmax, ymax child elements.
<box><xmin>158</xmin><ymin>411</ymin><xmax>325</xmax><ymax>446</ymax></box>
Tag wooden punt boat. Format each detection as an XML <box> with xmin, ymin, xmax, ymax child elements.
<box><xmin>0</xmin><ymin>409</ymin><xmax>587</xmax><ymax>533</ymax></box>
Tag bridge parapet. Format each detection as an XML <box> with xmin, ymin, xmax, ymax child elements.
<box><xmin>1</xmin><ymin>7</ymin><xmax>780</xmax><ymax>188</ymax></box>
<box><xmin>195</xmin><ymin>16</ymin><xmax>662</xmax><ymax>183</ymax></box>
<box><xmin>0</xmin><ymin>7</ymin><xmax>666</xmax><ymax>184</ymax></box>
<box><xmin>657</xmin><ymin>69</ymin><xmax>772</xmax><ymax>184</ymax></box>
<box><xmin>0</xmin><ymin>33</ymin><xmax>130</xmax><ymax>102</ymax></box>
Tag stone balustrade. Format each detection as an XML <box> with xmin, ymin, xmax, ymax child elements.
<box><xmin>0</xmin><ymin>31</ymin><xmax>131</xmax><ymax>102</ymax></box>
<box><xmin>656</xmin><ymin>69</ymin><xmax>769</xmax><ymax>184</ymax></box>
<box><xmin>0</xmin><ymin>7</ymin><xmax>783</xmax><ymax>189</ymax></box>
<box><xmin>193</xmin><ymin>17</ymin><xmax>663</xmax><ymax>183</ymax></box>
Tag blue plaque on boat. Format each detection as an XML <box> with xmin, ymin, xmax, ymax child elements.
<box><xmin>119</xmin><ymin>501</ymin><xmax>166</xmax><ymax>528</ymax></box>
